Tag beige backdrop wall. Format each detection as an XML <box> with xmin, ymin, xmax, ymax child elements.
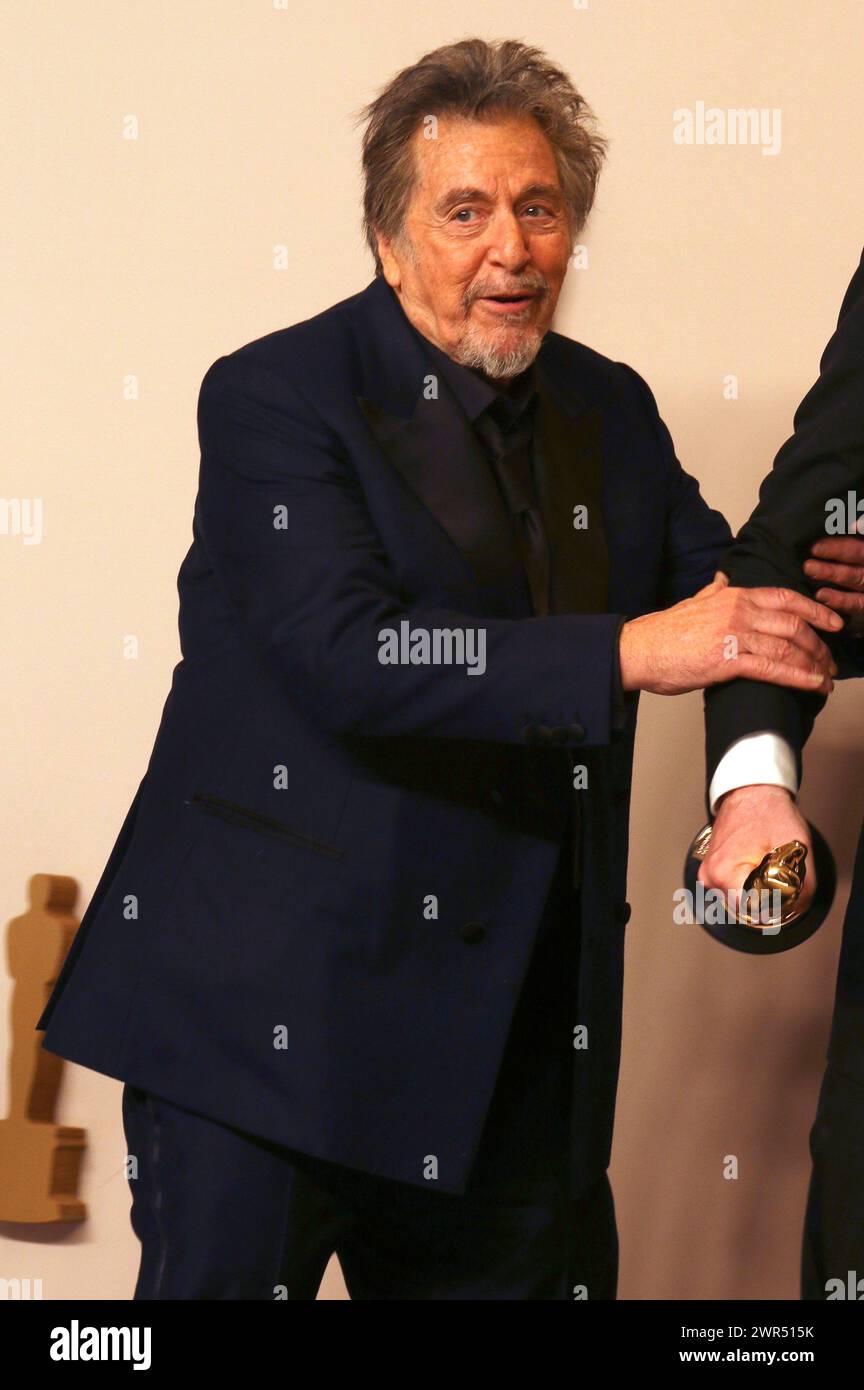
<box><xmin>3</xmin><ymin>0</ymin><xmax>863</xmax><ymax>1301</ymax></box>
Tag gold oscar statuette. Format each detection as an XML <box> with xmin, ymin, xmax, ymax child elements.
<box><xmin>682</xmin><ymin>819</ymin><xmax>836</xmax><ymax>954</ymax></box>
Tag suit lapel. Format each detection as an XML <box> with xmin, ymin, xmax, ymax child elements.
<box><xmin>352</xmin><ymin>278</ymin><xmax>525</xmax><ymax>605</ymax></box>
<box><xmin>350</xmin><ymin>277</ymin><xmax>608</xmax><ymax>615</ymax></box>
<box><xmin>356</xmin><ymin>384</ymin><xmax>527</xmax><ymax>599</ymax></box>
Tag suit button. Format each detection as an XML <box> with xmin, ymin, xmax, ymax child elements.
<box><xmin>569</xmin><ymin>722</ymin><xmax>586</xmax><ymax>742</ymax></box>
<box><xmin>616</xmin><ymin>902</ymin><xmax>632</xmax><ymax>925</ymax></box>
<box><xmin>522</xmin><ymin>722</ymin><xmax>539</xmax><ymax>744</ymax></box>
<box><xmin>460</xmin><ymin>921</ymin><xmax>486</xmax><ymax>945</ymax></box>
<box><xmin>487</xmin><ymin>788</ymin><xmax>504</xmax><ymax>809</ymax></box>
<box><xmin>535</xmin><ymin>725</ymin><xmax>555</xmax><ymax>746</ymax></box>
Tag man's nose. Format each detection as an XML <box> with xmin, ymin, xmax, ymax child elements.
<box><xmin>485</xmin><ymin>212</ymin><xmax>532</xmax><ymax>271</ymax></box>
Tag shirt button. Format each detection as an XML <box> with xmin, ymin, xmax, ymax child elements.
<box><xmin>460</xmin><ymin>922</ymin><xmax>486</xmax><ymax>945</ymax></box>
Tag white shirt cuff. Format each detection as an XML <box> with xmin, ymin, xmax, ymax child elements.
<box><xmin>708</xmin><ymin>733</ymin><xmax>799</xmax><ymax>816</ymax></box>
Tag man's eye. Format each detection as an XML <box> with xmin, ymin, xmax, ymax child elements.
<box><xmin>522</xmin><ymin>204</ymin><xmax>554</xmax><ymax>218</ymax></box>
<box><xmin>453</xmin><ymin>209</ymin><xmax>477</xmax><ymax>222</ymax></box>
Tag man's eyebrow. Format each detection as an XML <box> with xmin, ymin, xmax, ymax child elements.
<box><xmin>433</xmin><ymin>186</ymin><xmax>491</xmax><ymax>214</ymax></box>
<box><xmin>432</xmin><ymin>182</ymin><xmax>564</xmax><ymax>215</ymax></box>
<box><xmin>518</xmin><ymin>182</ymin><xmax>564</xmax><ymax>204</ymax></box>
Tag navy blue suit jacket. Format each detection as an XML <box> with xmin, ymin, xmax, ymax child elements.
<box><xmin>38</xmin><ymin>275</ymin><xmax>731</xmax><ymax>1195</ymax></box>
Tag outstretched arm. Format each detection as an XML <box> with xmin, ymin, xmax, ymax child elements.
<box><xmin>701</xmin><ymin>248</ymin><xmax>864</xmax><ymax>909</ymax></box>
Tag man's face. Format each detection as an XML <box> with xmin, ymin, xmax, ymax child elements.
<box><xmin>377</xmin><ymin>113</ymin><xmax>573</xmax><ymax>381</ymax></box>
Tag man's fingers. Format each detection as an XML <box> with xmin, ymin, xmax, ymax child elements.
<box><xmin>743</xmin><ymin>630</ymin><xmax>834</xmax><ymax>674</ymax></box>
<box><xmin>748</xmin><ymin>586</ymin><xmax>845</xmax><ymax>632</ymax></box>
<box><xmin>804</xmin><ymin>557</ymin><xmax>864</xmax><ymax>590</ymax></box>
<box><xmin>700</xmin><ymin>865</ymin><xmax>818</xmax><ymax>913</ymax></box>
<box><xmin>697</xmin><ymin>856</ymin><xmax>763</xmax><ymax>889</ymax></box>
<box><xmin>813</xmin><ymin>586</ymin><xmax>864</xmax><ymax>613</ymax></box>
<box><xmin>745</xmin><ymin>607</ymin><xmax>837</xmax><ymax>668</ymax></box>
<box><xmin>723</xmin><ymin>653</ymin><xmax>833</xmax><ymax>693</ymax></box>
<box><xmin>693</xmin><ymin>574</ymin><xmax>727</xmax><ymax>598</ymax></box>
<box><xmin>810</xmin><ymin>536</ymin><xmax>864</xmax><ymax>565</ymax></box>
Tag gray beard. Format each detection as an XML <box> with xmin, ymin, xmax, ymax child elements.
<box><xmin>452</xmin><ymin>321</ymin><xmax>543</xmax><ymax>380</ymax></box>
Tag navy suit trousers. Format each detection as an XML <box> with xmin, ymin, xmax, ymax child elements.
<box><xmin>121</xmin><ymin>835</ymin><xmax>618</xmax><ymax>1300</ymax></box>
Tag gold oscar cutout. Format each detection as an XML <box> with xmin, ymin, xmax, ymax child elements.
<box><xmin>0</xmin><ymin>875</ymin><xmax>87</xmax><ymax>1221</ymax></box>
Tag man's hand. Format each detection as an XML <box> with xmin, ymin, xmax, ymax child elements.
<box><xmin>804</xmin><ymin>535</ymin><xmax>864</xmax><ymax>637</ymax></box>
<box><xmin>697</xmin><ymin>783</ymin><xmax>816</xmax><ymax>917</ymax></box>
<box><xmin>618</xmin><ymin>575</ymin><xmax>842</xmax><ymax>696</ymax></box>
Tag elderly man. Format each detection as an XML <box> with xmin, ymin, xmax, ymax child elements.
<box><xmin>36</xmin><ymin>38</ymin><xmax>839</xmax><ymax>1300</ymax></box>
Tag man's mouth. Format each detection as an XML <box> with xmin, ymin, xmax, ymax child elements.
<box><xmin>477</xmin><ymin>290</ymin><xmax>539</xmax><ymax>312</ymax></box>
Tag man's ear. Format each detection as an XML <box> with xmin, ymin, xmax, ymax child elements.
<box><xmin>376</xmin><ymin>233</ymin><xmax>402</xmax><ymax>291</ymax></box>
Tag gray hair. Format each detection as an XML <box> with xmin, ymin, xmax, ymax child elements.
<box><xmin>355</xmin><ymin>37</ymin><xmax>607</xmax><ymax>275</ymax></box>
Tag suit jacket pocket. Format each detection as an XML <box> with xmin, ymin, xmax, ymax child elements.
<box><xmin>187</xmin><ymin>792</ymin><xmax>344</xmax><ymax>859</ymax></box>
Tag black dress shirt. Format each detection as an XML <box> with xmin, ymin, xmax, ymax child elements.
<box><xmin>411</xmin><ymin>331</ymin><xmax>627</xmax><ymax>726</ymax></box>
<box><xmin>394</xmin><ymin>322</ymin><xmax>630</xmax><ymax>897</ymax></box>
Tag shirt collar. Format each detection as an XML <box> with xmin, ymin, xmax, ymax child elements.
<box><xmin>401</xmin><ymin>310</ymin><xmax>538</xmax><ymax>430</ymax></box>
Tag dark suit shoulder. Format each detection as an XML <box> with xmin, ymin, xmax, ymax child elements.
<box><xmin>199</xmin><ymin>284</ymin><xmax>368</xmax><ymax>406</ymax></box>
<box><xmin>540</xmin><ymin>328</ymin><xmax>648</xmax><ymax>406</ymax></box>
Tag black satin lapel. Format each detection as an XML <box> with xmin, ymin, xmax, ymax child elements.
<box><xmin>356</xmin><ymin>387</ymin><xmax>527</xmax><ymax>597</ymax></box>
<box><xmin>533</xmin><ymin>383</ymin><xmax>609</xmax><ymax>614</ymax></box>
